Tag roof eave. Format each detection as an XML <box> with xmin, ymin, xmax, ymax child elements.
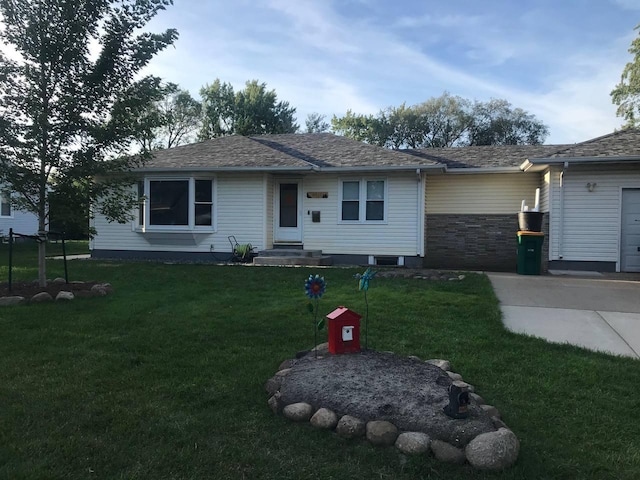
<box><xmin>526</xmin><ymin>155</ymin><xmax>640</xmax><ymax>166</ymax></box>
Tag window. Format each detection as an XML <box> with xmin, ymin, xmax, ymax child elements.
<box><xmin>139</xmin><ymin>178</ymin><xmax>214</xmax><ymax>229</ymax></box>
<box><xmin>0</xmin><ymin>194</ymin><xmax>11</xmax><ymax>217</ymax></box>
<box><xmin>340</xmin><ymin>179</ymin><xmax>386</xmax><ymax>223</ymax></box>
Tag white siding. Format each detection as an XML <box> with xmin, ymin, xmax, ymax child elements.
<box><xmin>426</xmin><ymin>173</ymin><xmax>541</xmax><ymax>214</ymax></box>
<box><xmin>540</xmin><ymin>170</ymin><xmax>551</xmax><ymax>213</ymax></box>
<box><xmin>548</xmin><ymin>164</ymin><xmax>640</xmax><ymax>268</ymax></box>
<box><xmin>0</xmin><ymin>209</ymin><xmax>39</xmax><ymax>236</ymax></box>
<box><xmin>300</xmin><ymin>173</ymin><xmax>421</xmax><ymax>256</ymax></box>
<box><xmin>92</xmin><ymin>173</ymin><xmax>267</xmax><ymax>253</ymax></box>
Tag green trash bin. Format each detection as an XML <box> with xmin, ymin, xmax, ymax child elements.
<box><xmin>517</xmin><ymin>231</ymin><xmax>544</xmax><ymax>275</ymax></box>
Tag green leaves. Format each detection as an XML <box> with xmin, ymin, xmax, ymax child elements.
<box><xmin>611</xmin><ymin>24</ymin><xmax>640</xmax><ymax>128</ymax></box>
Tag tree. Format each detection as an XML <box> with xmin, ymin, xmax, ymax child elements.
<box><xmin>305</xmin><ymin>112</ymin><xmax>330</xmax><ymax>133</ymax></box>
<box><xmin>331</xmin><ymin>93</ymin><xmax>548</xmax><ymax>148</ymax></box>
<box><xmin>611</xmin><ymin>24</ymin><xmax>640</xmax><ymax>127</ymax></box>
<box><xmin>0</xmin><ymin>0</ymin><xmax>178</xmax><ymax>286</ymax></box>
<box><xmin>199</xmin><ymin>79</ymin><xmax>298</xmax><ymax>139</ymax></box>
<box><xmin>467</xmin><ymin>99</ymin><xmax>549</xmax><ymax>146</ymax></box>
<box><xmin>134</xmin><ymin>82</ymin><xmax>202</xmax><ymax>151</ymax></box>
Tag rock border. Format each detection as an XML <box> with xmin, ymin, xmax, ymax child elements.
<box><xmin>266</xmin><ymin>348</ymin><xmax>519</xmax><ymax>472</ymax></box>
<box><xmin>0</xmin><ymin>279</ymin><xmax>113</xmax><ymax>306</ymax></box>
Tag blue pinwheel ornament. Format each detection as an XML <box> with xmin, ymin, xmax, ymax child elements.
<box><xmin>355</xmin><ymin>267</ymin><xmax>377</xmax><ymax>291</ymax></box>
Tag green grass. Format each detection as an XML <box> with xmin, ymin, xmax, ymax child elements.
<box><xmin>0</xmin><ymin>251</ymin><xmax>638</xmax><ymax>479</ymax></box>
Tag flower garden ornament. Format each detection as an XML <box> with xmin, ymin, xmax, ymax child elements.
<box><xmin>354</xmin><ymin>267</ymin><xmax>377</xmax><ymax>350</ymax></box>
<box><xmin>304</xmin><ymin>274</ymin><xmax>327</xmax><ymax>357</ymax></box>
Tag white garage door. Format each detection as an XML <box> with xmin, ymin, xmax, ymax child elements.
<box><xmin>621</xmin><ymin>189</ymin><xmax>640</xmax><ymax>272</ymax></box>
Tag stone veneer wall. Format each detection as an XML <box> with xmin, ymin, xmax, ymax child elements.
<box><xmin>424</xmin><ymin>214</ymin><xmax>550</xmax><ymax>272</ymax></box>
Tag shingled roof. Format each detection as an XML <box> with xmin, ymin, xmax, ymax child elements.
<box><xmin>536</xmin><ymin>128</ymin><xmax>640</xmax><ymax>159</ymax></box>
<box><xmin>141</xmin><ymin>133</ymin><xmax>441</xmax><ymax>171</ymax></box>
<box><xmin>404</xmin><ymin>144</ymin><xmax>571</xmax><ymax>169</ymax></box>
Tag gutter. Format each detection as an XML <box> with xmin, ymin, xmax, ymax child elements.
<box><xmin>523</xmin><ymin>155</ymin><xmax>640</xmax><ymax>169</ymax></box>
<box><xmin>558</xmin><ymin>162</ymin><xmax>568</xmax><ymax>259</ymax></box>
<box><xmin>445</xmin><ymin>167</ymin><xmax>522</xmax><ymax>174</ymax></box>
<box><xmin>135</xmin><ymin>165</ymin><xmax>444</xmax><ymax>174</ymax></box>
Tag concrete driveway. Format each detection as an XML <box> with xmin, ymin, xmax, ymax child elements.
<box><xmin>487</xmin><ymin>272</ymin><xmax>640</xmax><ymax>359</ymax></box>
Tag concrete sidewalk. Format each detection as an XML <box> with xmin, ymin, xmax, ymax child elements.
<box><xmin>487</xmin><ymin>272</ymin><xmax>640</xmax><ymax>359</ymax></box>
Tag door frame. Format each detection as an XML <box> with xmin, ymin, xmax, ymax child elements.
<box><xmin>620</xmin><ymin>187</ymin><xmax>640</xmax><ymax>272</ymax></box>
<box><xmin>274</xmin><ymin>178</ymin><xmax>303</xmax><ymax>243</ymax></box>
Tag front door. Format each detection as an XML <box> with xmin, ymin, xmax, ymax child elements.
<box><xmin>621</xmin><ymin>188</ymin><xmax>640</xmax><ymax>272</ymax></box>
<box><xmin>275</xmin><ymin>180</ymin><xmax>302</xmax><ymax>243</ymax></box>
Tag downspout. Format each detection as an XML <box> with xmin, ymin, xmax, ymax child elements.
<box><xmin>416</xmin><ymin>169</ymin><xmax>425</xmax><ymax>257</ymax></box>
<box><xmin>558</xmin><ymin>162</ymin><xmax>568</xmax><ymax>259</ymax></box>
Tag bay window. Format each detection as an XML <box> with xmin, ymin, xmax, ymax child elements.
<box><xmin>137</xmin><ymin>177</ymin><xmax>215</xmax><ymax>229</ymax></box>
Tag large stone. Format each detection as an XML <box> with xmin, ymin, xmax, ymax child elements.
<box><xmin>395</xmin><ymin>432</ymin><xmax>431</xmax><ymax>455</ymax></box>
<box><xmin>52</xmin><ymin>277</ymin><xmax>66</xmax><ymax>284</ymax></box>
<box><xmin>310</xmin><ymin>408</ymin><xmax>338</xmax><ymax>429</ymax></box>
<box><xmin>268</xmin><ymin>393</ymin><xmax>282</xmax><ymax>414</ymax></box>
<box><xmin>335</xmin><ymin>415</ymin><xmax>366</xmax><ymax>439</ymax></box>
<box><xmin>0</xmin><ymin>296</ymin><xmax>26</xmax><ymax>306</ymax></box>
<box><xmin>452</xmin><ymin>380</ymin><xmax>475</xmax><ymax>393</ymax></box>
<box><xmin>426</xmin><ymin>359</ymin><xmax>450</xmax><ymax>371</ymax></box>
<box><xmin>278</xmin><ymin>359</ymin><xmax>296</xmax><ymax>371</ymax></box>
<box><xmin>470</xmin><ymin>392</ymin><xmax>485</xmax><ymax>405</ymax></box>
<box><xmin>275</xmin><ymin>368</ymin><xmax>291</xmax><ymax>377</ymax></box>
<box><xmin>90</xmin><ymin>284</ymin><xmax>109</xmax><ymax>296</ymax></box>
<box><xmin>465</xmin><ymin>428</ymin><xmax>520</xmax><ymax>471</ymax></box>
<box><xmin>366</xmin><ymin>420</ymin><xmax>399</xmax><ymax>446</ymax></box>
<box><xmin>446</xmin><ymin>371</ymin><xmax>463</xmax><ymax>381</ymax></box>
<box><xmin>55</xmin><ymin>291</ymin><xmax>74</xmax><ymax>302</ymax></box>
<box><xmin>431</xmin><ymin>439</ymin><xmax>466</xmax><ymax>464</ymax></box>
<box><xmin>282</xmin><ymin>402</ymin><xmax>313</xmax><ymax>422</ymax></box>
<box><xmin>264</xmin><ymin>376</ymin><xmax>282</xmax><ymax>396</ymax></box>
<box><xmin>31</xmin><ymin>292</ymin><xmax>53</xmax><ymax>303</ymax></box>
<box><xmin>480</xmin><ymin>404</ymin><xmax>500</xmax><ymax>419</ymax></box>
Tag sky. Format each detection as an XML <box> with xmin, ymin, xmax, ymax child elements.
<box><xmin>138</xmin><ymin>0</ymin><xmax>640</xmax><ymax>145</ymax></box>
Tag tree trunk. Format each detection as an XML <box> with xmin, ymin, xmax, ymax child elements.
<box><xmin>38</xmin><ymin>233</ymin><xmax>46</xmax><ymax>287</ymax></box>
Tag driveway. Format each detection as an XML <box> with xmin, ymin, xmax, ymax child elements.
<box><xmin>487</xmin><ymin>272</ymin><xmax>640</xmax><ymax>359</ymax></box>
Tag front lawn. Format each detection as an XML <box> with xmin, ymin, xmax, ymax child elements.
<box><xmin>0</xmin><ymin>256</ymin><xmax>638</xmax><ymax>479</ymax></box>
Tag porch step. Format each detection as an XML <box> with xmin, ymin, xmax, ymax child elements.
<box><xmin>255</xmin><ymin>248</ymin><xmax>332</xmax><ymax>266</ymax></box>
<box><xmin>259</xmin><ymin>249</ymin><xmax>323</xmax><ymax>258</ymax></box>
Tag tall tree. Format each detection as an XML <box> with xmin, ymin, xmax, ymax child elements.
<box><xmin>468</xmin><ymin>99</ymin><xmax>549</xmax><ymax>146</ymax></box>
<box><xmin>305</xmin><ymin>112</ymin><xmax>330</xmax><ymax>133</ymax></box>
<box><xmin>611</xmin><ymin>24</ymin><xmax>640</xmax><ymax>127</ymax></box>
<box><xmin>199</xmin><ymin>79</ymin><xmax>298</xmax><ymax>139</ymax></box>
<box><xmin>0</xmin><ymin>0</ymin><xmax>177</xmax><ymax>285</ymax></box>
<box><xmin>135</xmin><ymin>82</ymin><xmax>201</xmax><ymax>151</ymax></box>
<box><xmin>332</xmin><ymin>93</ymin><xmax>548</xmax><ymax>148</ymax></box>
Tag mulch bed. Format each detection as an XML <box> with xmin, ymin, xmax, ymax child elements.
<box><xmin>0</xmin><ymin>281</ymin><xmax>101</xmax><ymax>299</ymax></box>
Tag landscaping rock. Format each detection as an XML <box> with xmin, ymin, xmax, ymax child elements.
<box><xmin>52</xmin><ymin>277</ymin><xmax>66</xmax><ymax>285</ymax></box>
<box><xmin>492</xmin><ymin>417</ymin><xmax>508</xmax><ymax>430</ymax></box>
<box><xmin>426</xmin><ymin>359</ymin><xmax>450</xmax><ymax>371</ymax></box>
<box><xmin>283</xmin><ymin>402</ymin><xmax>313</xmax><ymax>422</ymax></box>
<box><xmin>431</xmin><ymin>439</ymin><xmax>466</xmax><ymax>464</ymax></box>
<box><xmin>264</xmin><ymin>376</ymin><xmax>282</xmax><ymax>396</ymax></box>
<box><xmin>275</xmin><ymin>368</ymin><xmax>291</xmax><ymax>377</ymax></box>
<box><xmin>278</xmin><ymin>359</ymin><xmax>296</xmax><ymax>371</ymax></box>
<box><xmin>446</xmin><ymin>371</ymin><xmax>463</xmax><ymax>381</ymax></box>
<box><xmin>407</xmin><ymin>355</ymin><xmax>421</xmax><ymax>361</ymax></box>
<box><xmin>465</xmin><ymin>428</ymin><xmax>519</xmax><ymax>471</ymax></box>
<box><xmin>268</xmin><ymin>393</ymin><xmax>282</xmax><ymax>414</ymax></box>
<box><xmin>481</xmin><ymin>404</ymin><xmax>500</xmax><ymax>419</ymax></box>
<box><xmin>336</xmin><ymin>415</ymin><xmax>366</xmax><ymax>439</ymax></box>
<box><xmin>310</xmin><ymin>408</ymin><xmax>338</xmax><ymax>430</ymax></box>
<box><xmin>366</xmin><ymin>420</ymin><xmax>399</xmax><ymax>446</ymax></box>
<box><xmin>452</xmin><ymin>380</ymin><xmax>474</xmax><ymax>392</ymax></box>
<box><xmin>55</xmin><ymin>291</ymin><xmax>74</xmax><ymax>302</ymax></box>
<box><xmin>90</xmin><ymin>284</ymin><xmax>109</xmax><ymax>296</ymax></box>
<box><xmin>31</xmin><ymin>292</ymin><xmax>53</xmax><ymax>303</ymax></box>
<box><xmin>395</xmin><ymin>432</ymin><xmax>431</xmax><ymax>455</ymax></box>
<box><xmin>0</xmin><ymin>296</ymin><xmax>26</xmax><ymax>306</ymax></box>
<box><xmin>470</xmin><ymin>392</ymin><xmax>485</xmax><ymax>405</ymax></box>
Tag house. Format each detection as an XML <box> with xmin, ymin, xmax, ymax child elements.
<box><xmin>90</xmin><ymin>130</ymin><xmax>640</xmax><ymax>273</ymax></box>
<box><xmin>0</xmin><ymin>188</ymin><xmax>38</xmax><ymax>238</ymax></box>
<box><xmin>91</xmin><ymin>134</ymin><xmax>443</xmax><ymax>267</ymax></box>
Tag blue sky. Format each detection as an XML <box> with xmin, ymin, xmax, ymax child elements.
<box><xmin>141</xmin><ymin>0</ymin><xmax>640</xmax><ymax>144</ymax></box>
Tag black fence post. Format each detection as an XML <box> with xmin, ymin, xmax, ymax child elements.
<box><xmin>8</xmin><ymin>228</ymin><xmax>13</xmax><ymax>294</ymax></box>
<box><xmin>61</xmin><ymin>235</ymin><xmax>68</xmax><ymax>283</ymax></box>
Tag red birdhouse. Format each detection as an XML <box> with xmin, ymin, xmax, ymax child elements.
<box><xmin>326</xmin><ymin>306</ymin><xmax>361</xmax><ymax>354</ymax></box>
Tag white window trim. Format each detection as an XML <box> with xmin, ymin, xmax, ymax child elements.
<box><xmin>338</xmin><ymin>178</ymin><xmax>388</xmax><ymax>224</ymax></box>
<box><xmin>134</xmin><ymin>176</ymin><xmax>217</xmax><ymax>233</ymax></box>
<box><xmin>0</xmin><ymin>193</ymin><xmax>13</xmax><ymax>218</ymax></box>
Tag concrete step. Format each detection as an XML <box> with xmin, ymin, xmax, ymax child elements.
<box><xmin>253</xmin><ymin>255</ymin><xmax>333</xmax><ymax>266</ymax></box>
<box><xmin>259</xmin><ymin>249</ymin><xmax>323</xmax><ymax>258</ymax></box>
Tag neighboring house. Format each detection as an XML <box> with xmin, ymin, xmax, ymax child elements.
<box><xmin>90</xmin><ymin>130</ymin><xmax>640</xmax><ymax>272</ymax></box>
<box><xmin>0</xmin><ymin>189</ymin><xmax>38</xmax><ymax>237</ymax></box>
